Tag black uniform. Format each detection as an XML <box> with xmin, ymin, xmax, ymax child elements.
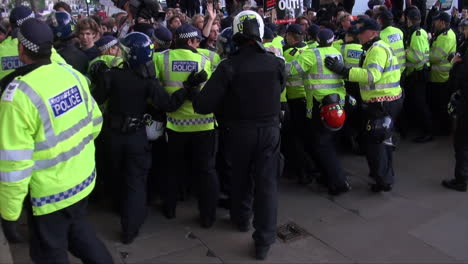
<box><xmin>452</xmin><ymin>41</ymin><xmax>468</xmax><ymax>183</ymax></box>
<box><xmin>404</xmin><ymin>25</ymin><xmax>432</xmax><ymax>138</ymax></box>
<box><xmin>55</xmin><ymin>38</ymin><xmax>89</xmax><ymax>75</ymax></box>
<box><xmin>192</xmin><ymin>44</ymin><xmax>285</xmax><ymax>247</ymax></box>
<box><xmin>93</xmin><ymin>65</ymin><xmax>186</xmax><ymax>241</ymax></box>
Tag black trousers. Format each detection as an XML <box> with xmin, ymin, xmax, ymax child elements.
<box><xmin>104</xmin><ymin>128</ymin><xmax>151</xmax><ymax>237</ymax></box>
<box><xmin>28</xmin><ymin>198</ymin><xmax>113</xmax><ymax>264</ymax></box>
<box><xmin>363</xmin><ymin>98</ymin><xmax>403</xmax><ymax>186</ymax></box>
<box><xmin>164</xmin><ymin>129</ymin><xmax>219</xmax><ymax>219</ymax></box>
<box><xmin>305</xmin><ymin>109</ymin><xmax>347</xmax><ymax>189</ymax></box>
<box><xmin>216</xmin><ymin>127</ymin><xmax>231</xmax><ymax>198</ymax></box>
<box><xmin>223</xmin><ymin>125</ymin><xmax>280</xmax><ymax>246</ymax></box>
<box><xmin>454</xmin><ymin>113</ymin><xmax>468</xmax><ymax>183</ymax></box>
<box><xmin>428</xmin><ymin>81</ymin><xmax>451</xmax><ymax>135</ymax></box>
<box><xmin>282</xmin><ymin>98</ymin><xmax>309</xmax><ymax>176</ymax></box>
<box><xmin>406</xmin><ymin>70</ymin><xmax>432</xmax><ymax>135</ymax></box>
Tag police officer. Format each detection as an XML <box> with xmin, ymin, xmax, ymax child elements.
<box><xmin>89</xmin><ymin>35</ymin><xmax>123</xmax><ymax>71</ymax></box>
<box><xmin>93</xmin><ymin>32</ymin><xmax>187</xmax><ymax>244</ymax></box>
<box><xmin>428</xmin><ymin>12</ymin><xmax>457</xmax><ymax>136</ymax></box>
<box><xmin>326</xmin><ymin>18</ymin><xmax>403</xmax><ymax>192</ymax></box>
<box><xmin>263</xmin><ymin>26</ymin><xmax>283</xmax><ymax>56</ymax></box>
<box><xmin>0</xmin><ymin>6</ymin><xmax>65</xmax><ymax>82</ymax></box>
<box><xmin>442</xmin><ymin>19</ymin><xmax>468</xmax><ymax>192</ymax></box>
<box><xmin>153</xmin><ymin>24</ymin><xmax>219</xmax><ymax>228</ymax></box>
<box><xmin>404</xmin><ymin>9</ymin><xmax>432</xmax><ymax>143</ymax></box>
<box><xmin>377</xmin><ymin>10</ymin><xmax>406</xmax><ymax>73</ymax></box>
<box><xmin>282</xmin><ymin>23</ymin><xmax>311</xmax><ymax>183</ymax></box>
<box><xmin>0</xmin><ymin>18</ymin><xmax>113</xmax><ymax>263</ymax></box>
<box><xmin>290</xmin><ymin>29</ymin><xmax>350</xmax><ymax>195</ymax></box>
<box><xmin>339</xmin><ymin>26</ymin><xmax>364</xmax><ymax>153</ymax></box>
<box><xmin>306</xmin><ymin>24</ymin><xmax>320</xmax><ymax>49</ymax></box>
<box><xmin>46</xmin><ymin>11</ymin><xmax>89</xmax><ymax>75</ymax></box>
<box><xmin>192</xmin><ymin>10</ymin><xmax>285</xmax><ymax>260</ymax></box>
<box><xmin>153</xmin><ymin>26</ymin><xmax>173</xmax><ymax>52</ymax></box>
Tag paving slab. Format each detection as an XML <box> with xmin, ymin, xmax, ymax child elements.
<box><xmin>0</xmin><ymin>227</ymin><xmax>13</xmax><ymax>264</ymax></box>
<box><xmin>139</xmin><ymin>245</ymin><xmax>222</xmax><ymax>264</ymax></box>
<box><xmin>409</xmin><ymin>212</ymin><xmax>468</xmax><ymax>261</ymax></box>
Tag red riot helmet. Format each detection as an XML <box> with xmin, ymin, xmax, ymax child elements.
<box><xmin>320</xmin><ymin>93</ymin><xmax>346</xmax><ymax>131</ymax></box>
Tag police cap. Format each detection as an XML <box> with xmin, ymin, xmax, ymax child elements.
<box><xmin>307</xmin><ymin>24</ymin><xmax>320</xmax><ymax>38</ymax></box>
<box><xmin>176</xmin><ymin>24</ymin><xmax>202</xmax><ymax>40</ymax></box>
<box><xmin>10</xmin><ymin>6</ymin><xmax>34</xmax><ymax>27</ymax></box>
<box><xmin>407</xmin><ymin>9</ymin><xmax>421</xmax><ymax>20</ymax></box>
<box><xmin>154</xmin><ymin>26</ymin><xmax>173</xmax><ymax>46</ymax></box>
<box><xmin>317</xmin><ymin>28</ymin><xmax>335</xmax><ymax>45</ymax></box>
<box><xmin>433</xmin><ymin>12</ymin><xmax>451</xmax><ymax>23</ymax></box>
<box><xmin>286</xmin><ymin>23</ymin><xmax>303</xmax><ymax>35</ymax></box>
<box><xmin>357</xmin><ymin>18</ymin><xmax>381</xmax><ymax>33</ymax></box>
<box><xmin>18</xmin><ymin>18</ymin><xmax>53</xmax><ymax>56</ymax></box>
<box><xmin>95</xmin><ymin>35</ymin><xmax>118</xmax><ymax>52</ymax></box>
<box><xmin>263</xmin><ymin>26</ymin><xmax>274</xmax><ymax>40</ymax></box>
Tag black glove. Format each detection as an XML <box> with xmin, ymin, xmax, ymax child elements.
<box><xmin>184</xmin><ymin>82</ymin><xmax>200</xmax><ymax>101</ymax></box>
<box><xmin>89</xmin><ymin>61</ymin><xmax>109</xmax><ymax>84</ymax></box>
<box><xmin>325</xmin><ymin>56</ymin><xmax>350</xmax><ymax>78</ymax></box>
<box><xmin>1</xmin><ymin>219</ymin><xmax>24</xmax><ymax>243</ymax></box>
<box><xmin>186</xmin><ymin>70</ymin><xmax>208</xmax><ymax>87</ymax></box>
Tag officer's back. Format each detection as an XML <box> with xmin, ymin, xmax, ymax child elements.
<box><xmin>217</xmin><ymin>45</ymin><xmax>284</xmax><ymax>125</ymax></box>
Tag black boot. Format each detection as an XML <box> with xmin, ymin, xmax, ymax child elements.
<box><xmin>255</xmin><ymin>244</ymin><xmax>271</xmax><ymax>260</ymax></box>
<box><xmin>1</xmin><ymin>219</ymin><xmax>23</xmax><ymax>243</ymax></box>
<box><xmin>442</xmin><ymin>179</ymin><xmax>467</xmax><ymax>192</ymax></box>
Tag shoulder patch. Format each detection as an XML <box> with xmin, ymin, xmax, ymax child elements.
<box><xmin>289</xmin><ymin>48</ymin><xmax>298</xmax><ymax>56</ymax></box>
<box><xmin>1</xmin><ymin>81</ymin><xmax>19</xmax><ymax>102</ymax></box>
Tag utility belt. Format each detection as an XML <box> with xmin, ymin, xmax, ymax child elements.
<box><xmin>106</xmin><ymin>113</ymin><xmax>146</xmax><ymax>134</ymax></box>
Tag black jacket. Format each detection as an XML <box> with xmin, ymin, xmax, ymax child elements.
<box><xmin>55</xmin><ymin>40</ymin><xmax>89</xmax><ymax>75</ymax></box>
<box><xmin>192</xmin><ymin>44</ymin><xmax>286</xmax><ymax>127</ymax></box>
<box><xmin>93</xmin><ymin>65</ymin><xmax>187</xmax><ymax>119</ymax></box>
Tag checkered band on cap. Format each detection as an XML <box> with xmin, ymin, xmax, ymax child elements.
<box><xmin>155</xmin><ymin>36</ymin><xmax>170</xmax><ymax>46</ymax></box>
<box><xmin>16</xmin><ymin>12</ymin><xmax>34</xmax><ymax>26</ymax></box>
<box><xmin>178</xmin><ymin>31</ymin><xmax>199</xmax><ymax>39</ymax></box>
<box><xmin>17</xmin><ymin>30</ymin><xmax>40</xmax><ymax>53</ymax></box>
<box><xmin>98</xmin><ymin>39</ymin><xmax>118</xmax><ymax>52</ymax></box>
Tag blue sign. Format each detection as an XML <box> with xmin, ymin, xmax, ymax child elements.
<box><xmin>49</xmin><ymin>86</ymin><xmax>83</xmax><ymax>117</ymax></box>
<box><xmin>347</xmin><ymin>49</ymin><xmax>363</xmax><ymax>59</ymax></box>
<box><xmin>1</xmin><ymin>56</ymin><xmax>22</xmax><ymax>70</ymax></box>
<box><xmin>388</xmin><ymin>33</ymin><xmax>402</xmax><ymax>43</ymax></box>
<box><xmin>172</xmin><ymin>61</ymin><xmax>198</xmax><ymax>72</ymax></box>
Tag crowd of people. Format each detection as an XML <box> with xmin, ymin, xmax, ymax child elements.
<box><xmin>0</xmin><ymin>0</ymin><xmax>468</xmax><ymax>262</ymax></box>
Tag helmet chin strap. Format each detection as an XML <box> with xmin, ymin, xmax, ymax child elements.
<box><xmin>133</xmin><ymin>60</ymin><xmax>156</xmax><ymax>79</ymax></box>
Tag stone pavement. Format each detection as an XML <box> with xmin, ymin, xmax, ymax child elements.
<box><xmin>6</xmin><ymin>136</ymin><xmax>468</xmax><ymax>264</ymax></box>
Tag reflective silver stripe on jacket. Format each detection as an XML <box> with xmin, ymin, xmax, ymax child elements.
<box><xmin>34</xmin><ymin>134</ymin><xmax>94</xmax><ymax>170</ymax></box>
<box><xmin>0</xmin><ymin>149</ymin><xmax>33</xmax><ymax>161</ymax></box>
<box><xmin>431</xmin><ymin>65</ymin><xmax>452</xmax><ymax>71</ymax></box>
<box><xmin>31</xmin><ymin>169</ymin><xmax>96</xmax><ymax>207</ymax></box>
<box><xmin>368</xmin><ymin>63</ymin><xmax>384</xmax><ymax>73</ymax></box>
<box><xmin>362</xmin><ymin>81</ymin><xmax>400</xmax><ymax>90</ymax></box>
<box><xmin>0</xmin><ymin>167</ymin><xmax>33</xmax><ymax>182</ymax></box>
<box><xmin>306</xmin><ymin>83</ymin><xmax>343</xmax><ymax>90</ymax></box>
<box><xmin>167</xmin><ymin>116</ymin><xmax>215</xmax><ymax>126</ymax></box>
<box><xmin>393</xmin><ymin>48</ymin><xmax>405</xmax><ymax>54</ymax></box>
<box><xmin>291</xmin><ymin>60</ymin><xmax>305</xmax><ymax>75</ymax></box>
